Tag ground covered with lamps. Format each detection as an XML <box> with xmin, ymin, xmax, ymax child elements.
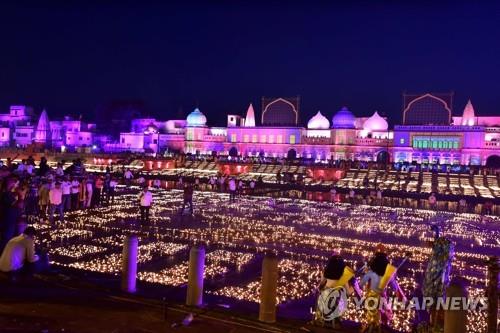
<box><xmin>13</xmin><ymin>186</ymin><xmax>500</xmax><ymax>333</ymax></box>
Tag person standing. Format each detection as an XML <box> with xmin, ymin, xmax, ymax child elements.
<box><xmin>79</xmin><ymin>177</ymin><xmax>87</xmax><ymax>210</ymax></box>
<box><xmin>55</xmin><ymin>163</ymin><xmax>64</xmax><ymax>177</ymax></box>
<box><xmin>138</xmin><ymin>187</ymin><xmax>152</xmax><ymax>224</ymax></box>
<box><xmin>249</xmin><ymin>179</ymin><xmax>256</xmax><ymax>194</ymax></box>
<box><xmin>359</xmin><ymin>245</ymin><xmax>406</xmax><ymax>332</ymax></box>
<box><xmin>181</xmin><ymin>183</ymin><xmax>194</xmax><ymax>214</ymax></box>
<box><xmin>16</xmin><ymin>160</ymin><xmax>26</xmax><ymax>175</ymax></box>
<box><xmin>376</xmin><ymin>188</ymin><xmax>383</xmax><ymax>206</ymax></box>
<box><xmin>428</xmin><ymin>193</ymin><xmax>437</xmax><ymax>210</ymax></box>
<box><xmin>229</xmin><ymin>177</ymin><xmax>237</xmax><ymax>202</ymax></box>
<box><xmin>71</xmin><ymin>177</ymin><xmax>80</xmax><ymax>210</ymax></box>
<box><xmin>49</xmin><ymin>181</ymin><xmax>64</xmax><ymax>224</ymax></box>
<box><xmin>0</xmin><ymin>178</ymin><xmax>20</xmax><ymax>254</ymax></box>
<box><xmin>103</xmin><ymin>174</ymin><xmax>111</xmax><ymax>205</ymax></box>
<box><xmin>219</xmin><ymin>175</ymin><xmax>226</xmax><ymax>192</ymax></box>
<box><xmin>330</xmin><ymin>186</ymin><xmax>337</xmax><ymax>202</ymax></box>
<box><xmin>458</xmin><ymin>198</ymin><xmax>467</xmax><ymax>213</ymax></box>
<box><xmin>38</xmin><ymin>180</ymin><xmax>50</xmax><ymax>221</ymax></box>
<box><xmin>124</xmin><ymin>169</ymin><xmax>133</xmax><ymax>186</ymax></box>
<box><xmin>26</xmin><ymin>162</ymin><xmax>34</xmax><ymax>176</ymax></box>
<box><xmin>37</xmin><ymin>157</ymin><xmax>50</xmax><ymax>177</ymax></box>
<box><xmin>85</xmin><ymin>177</ymin><xmax>94</xmax><ymax>208</ymax></box>
<box><xmin>349</xmin><ymin>189</ymin><xmax>355</xmax><ymax>204</ymax></box>
<box><xmin>108</xmin><ymin>177</ymin><xmax>118</xmax><ymax>205</ymax></box>
<box><xmin>209</xmin><ymin>176</ymin><xmax>216</xmax><ymax>191</ymax></box>
<box><xmin>137</xmin><ymin>174</ymin><xmax>145</xmax><ymax>186</ymax></box>
<box><xmin>94</xmin><ymin>176</ymin><xmax>104</xmax><ymax>207</ymax></box>
<box><xmin>25</xmin><ymin>182</ymin><xmax>39</xmax><ymax>223</ymax></box>
<box><xmin>483</xmin><ymin>200</ymin><xmax>493</xmax><ymax>215</ymax></box>
<box><xmin>61</xmin><ymin>176</ymin><xmax>72</xmax><ymax>212</ymax></box>
<box><xmin>238</xmin><ymin>179</ymin><xmax>244</xmax><ymax>196</ymax></box>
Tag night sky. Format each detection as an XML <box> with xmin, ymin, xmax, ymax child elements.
<box><xmin>1</xmin><ymin>1</ymin><xmax>500</xmax><ymax>127</ymax></box>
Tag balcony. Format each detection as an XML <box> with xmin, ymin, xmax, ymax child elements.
<box><xmin>485</xmin><ymin>141</ymin><xmax>500</xmax><ymax>148</ymax></box>
<box><xmin>354</xmin><ymin>138</ymin><xmax>392</xmax><ymax>146</ymax></box>
<box><xmin>302</xmin><ymin>137</ymin><xmax>332</xmax><ymax>145</ymax></box>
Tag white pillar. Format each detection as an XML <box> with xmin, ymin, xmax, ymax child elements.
<box><xmin>121</xmin><ymin>235</ymin><xmax>138</xmax><ymax>293</ymax></box>
<box><xmin>259</xmin><ymin>254</ymin><xmax>279</xmax><ymax>323</ymax></box>
<box><xmin>186</xmin><ymin>245</ymin><xmax>205</xmax><ymax>306</ymax></box>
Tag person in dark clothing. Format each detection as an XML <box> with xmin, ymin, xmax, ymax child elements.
<box><xmin>323</xmin><ymin>255</ymin><xmax>346</xmax><ymax>282</ymax></box>
<box><xmin>0</xmin><ymin>178</ymin><xmax>20</xmax><ymax>254</ymax></box>
<box><xmin>181</xmin><ymin>183</ymin><xmax>194</xmax><ymax>214</ymax></box>
<box><xmin>25</xmin><ymin>182</ymin><xmax>39</xmax><ymax>223</ymax></box>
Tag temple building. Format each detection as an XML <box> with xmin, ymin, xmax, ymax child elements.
<box><xmin>1</xmin><ymin>93</ymin><xmax>499</xmax><ymax>166</ymax></box>
<box><xmin>108</xmin><ymin>94</ymin><xmax>500</xmax><ymax>166</ymax></box>
<box><xmin>0</xmin><ymin>106</ymin><xmax>97</xmax><ymax>150</ymax></box>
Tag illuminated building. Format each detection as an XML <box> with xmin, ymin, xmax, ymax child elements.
<box><xmin>111</xmin><ymin>94</ymin><xmax>500</xmax><ymax>166</ymax></box>
<box><xmin>0</xmin><ymin>106</ymin><xmax>97</xmax><ymax>150</ymax></box>
<box><xmin>1</xmin><ymin>93</ymin><xmax>499</xmax><ymax>166</ymax></box>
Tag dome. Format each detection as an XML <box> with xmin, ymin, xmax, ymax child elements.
<box><xmin>144</xmin><ymin>123</ymin><xmax>159</xmax><ymax>134</ymax></box>
<box><xmin>186</xmin><ymin>108</ymin><xmax>207</xmax><ymax>127</ymax></box>
<box><xmin>332</xmin><ymin>106</ymin><xmax>355</xmax><ymax>129</ymax></box>
<box><xmin>363</xmin><ymin>111</ymin><xmax>388</xmax><ymax>132</ymax></box>
<box><xmin>307</xmin><ymin>111</ymin><xmax>330</xmax><ymax>129</ymax></box>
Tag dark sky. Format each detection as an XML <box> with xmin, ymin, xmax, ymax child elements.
<box><xmin>1</xmin><ymin>1</ymin><xmax>500</xmax><ymax>126</ymax></box>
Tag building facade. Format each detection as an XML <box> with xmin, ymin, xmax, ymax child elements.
<box><xmin>0</xmin><ymin>106</ymin><xmax>97</xmax><ymax>150</ymax></box>
<box><xmin>1</xmin><ymin>93</ymin><xmax>499</xmax><ymax>166</ymax></box>
<box><xmin>112</xmin><ymin>94</ymin><xmax>500</xmax><ymax>166</ymax></box>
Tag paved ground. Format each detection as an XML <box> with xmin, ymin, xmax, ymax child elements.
<box><xmin>0</xmin><ymin>272</ymin><xmax>368</xmax><ymax>333</ymax></box>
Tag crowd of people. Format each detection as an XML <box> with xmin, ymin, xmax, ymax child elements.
<box><xmin>0</xmin><ymin>157</ymin><xmax>122</xmax><ymax>274</ymax></box>
<box><xmin>0</xmin><ymin>154</ymin><xmax>496</xmax><ymax>333</ymax></box>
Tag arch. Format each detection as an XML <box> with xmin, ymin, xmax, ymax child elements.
<box><xmin>376</xmin><ymin>151</ymin><xmax>390</xmax><ymax>164</ymax></box>
<box><xmin>485</xmin><ymin>155</ymin><xmax>500</xmax><ymax>168</ymax></box>
<box><xmin>261</xmin><ymin>98</ymin><xmax>298</xmax><ymax>125</ymax></box>
<box><xmin>287</xmin><ymin>148</ymin><xmax>297</xmax><ymax>160</ymax></box>
<box><xmin>403</xmin><ymin>93</ymin><xmax>452</xmax><ymax>125</ymax></box>
<box><xmin>228</xmin><ymin>146</ymin><xmax>238</xmax><ymax>157</ymax></box>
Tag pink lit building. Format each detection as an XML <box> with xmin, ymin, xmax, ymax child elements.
<box><xmin>114</xmin><ymin>94</ymin><xmax>500</xmax><ymax>166</ymax></box>
<box><xmin>2</xmin><ymin>94</ymin><xmax>499</xmax><ymax>166</ymax></box>
<box><xmin>0</xmin><ymin>106</ymin><xmax>97</xmax><ymax>150</ymax></box>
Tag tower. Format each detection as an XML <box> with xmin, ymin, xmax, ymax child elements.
<box><xmin>461</xmin><ymin>99</ymin><xmax>476</xmax><ymax>126</ymax></box>
<box><xmin>244</xmin><ymin>103</ymin><xmax>256</xmax><ymax>127</ymax></box>
<box><xmin>34</xmin><ymin>109</ymin><xmax>51</xmax><ymax>145</ymax></box>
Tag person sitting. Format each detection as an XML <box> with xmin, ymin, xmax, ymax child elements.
<box><xmin>0</xmin><ymin>227</ymin><xmax>47</xmax><ymax>275</ymax></box>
